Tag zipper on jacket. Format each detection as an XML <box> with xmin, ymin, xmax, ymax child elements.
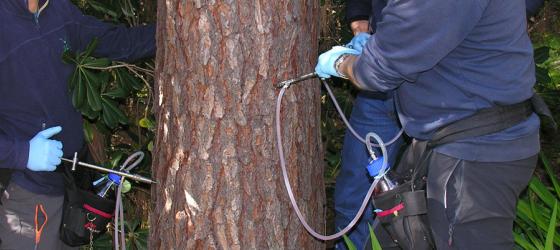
<box><xmin>31</xmin><ymin>0</ymin><xmax>50</xmax><ymax>26</ymax></box>
<box><xmin>33</xmin><ymin>12</ymin><xmax>39</xmax><ymax>25</ymax></box>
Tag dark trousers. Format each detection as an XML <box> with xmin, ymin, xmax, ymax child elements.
<box><xmin>426</xmin><ymin>152</ymin><xmax>537</xmax><ymax>249</ymax></box>
<box><xmin>0</xmin><ymin>183</ymin><xmax>77</xmax><ymax>250</ymax></box>
<box><xmin>334</xmin><ymin>93</ymin><xmax>403</xmax><ymax>250</ymax></box>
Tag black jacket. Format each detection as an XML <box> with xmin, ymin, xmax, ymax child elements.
<box><xmin>346</xmin><ymin>0</ymin><xmax>544</xmax><ymax>30</ymax></box>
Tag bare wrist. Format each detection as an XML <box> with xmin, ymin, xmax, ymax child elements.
<box><xmin>340</xmin><ymin>55</ymin><xmax>365</xmax><ymax>89</ymax></box>
<box><xmin>350</xmin><ymin>20</ymin><xmax>370</xmax><ymax>35</ymax></box>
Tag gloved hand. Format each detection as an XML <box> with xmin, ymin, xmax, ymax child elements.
<box><xmin>27</xmin><ymin>126</ymin><xmax>63</xmax><ymax>172</ymax></box>
<box><xmin>315</xmin><ymin>46</ymin><xmax>360</xmax><ymax>79</ymax></box>
<box><xmin>346</xmin><ymin>32</ymin><xmax>371</xmax><ymax>53</ymax></box>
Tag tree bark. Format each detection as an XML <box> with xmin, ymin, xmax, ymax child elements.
<box><xmin>151</xmin><ymin>1</ymin><xmax>324</xmax><ymax>249</ymax></box>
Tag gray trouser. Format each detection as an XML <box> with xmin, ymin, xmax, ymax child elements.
<box><xmin>0</xmin><ymin>183</ymin><xmax>77</xmax><ymax>250</ymax></box>
<box><xmin>427</xmin><ymin>152</ymin><xmax>537</xmax><ymax>250</ymax></box>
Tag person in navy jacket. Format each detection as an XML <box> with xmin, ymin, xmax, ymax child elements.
<box><xmin>0</xmin><ymin>0</ymin><xmax>155</xmax><ymax>248</ymax></box>
<box><xmin>335</xmin><ymin>0</ymin><xmax>543</xmax><ymax>249</ymax></box>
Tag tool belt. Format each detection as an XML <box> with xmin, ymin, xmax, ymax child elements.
<box><xmin>60</xmin><ymin>165</ymin><xmax>115</xmax><ymax>246</ymax></box>
<box><xmin>59</xmin><ymin>151</ymin><xmax>115</xmax><ymax>247</ymax></box>
<box><xmin>371</xmin><ymin>94</ymin><xmax>554</xmax><ymax>250</ymax></box>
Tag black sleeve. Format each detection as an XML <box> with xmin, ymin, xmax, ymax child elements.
<box><xmin>64</xmin><ymin>0</ymin><xmax>156</xmax><ymax>61</ymax></box>
<box><xmin>346</xmin><ymin>0</ymin><xmax>372</xmax><ymax>24</ymax></box>
<box><xmin>526</xmin><ymin>0</ymin><xmax>544</xmax><ymax>17</ymax></box>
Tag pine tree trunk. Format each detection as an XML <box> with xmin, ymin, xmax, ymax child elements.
<box><xmin>150</xmin><ymin>1</ymin><xmax>324</xmax><ymax>249</ymax></box>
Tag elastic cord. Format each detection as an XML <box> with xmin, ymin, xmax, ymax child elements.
<box><xmin>275</xmin><ymin>79</ymin><xmax>390</xmax><ymax>241</ymax></box>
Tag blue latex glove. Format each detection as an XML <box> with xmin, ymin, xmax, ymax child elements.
<box><xmin>346</xmin><ymin>32</ymin><xmax>371</xmax><ymax>53</ymax></box>
<box><xmin>315</xmin><ymin>46</ymin><xmax>360</xmax><ymax>79</ymax></box>
<box><xmin>27</xmin><ymin>126</ymin><xmax>63</xmax><ymax>172</ymax></box>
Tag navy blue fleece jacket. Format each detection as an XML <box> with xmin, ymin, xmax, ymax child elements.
<box><xmin>351</xmin><ymin>0</ymin><xmax>541</xmax><ymax>162</ymax></box>
<box><xmin>0</xmin><ymin>0</ymin><xmax>155</xmax><ymax>195</ymax></box>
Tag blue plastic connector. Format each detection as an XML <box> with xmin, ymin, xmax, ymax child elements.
<box><xmin>366</xmin><ymin>156</ymin><xmax>389</xmax><ymax>177</ymax></box>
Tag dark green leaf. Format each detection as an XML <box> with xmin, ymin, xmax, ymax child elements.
<box><xmin>534</xmin><ymin>47</ymin><xmax>550</xmax><ymax>64</ymax></box>
<box><xmin>517</xmin><ymin>197</ymin><xmax>560</xmax><ymax>247</ymax></box>
<box><xmin>92</xmin><ymin>233</ymin><xmax>112</xmax><ymax>248</ymax></box>
<box><xmin>109</xmin><ymin>151</ymin><xmax>125</xmax><ymax>169</ymax></box>
<box><xmin>514</xmin><ymin>232</ymin><xmax>538</xmax><ymax>250</ymax></box>
<box><xmin>540</xmin><ymin>153</ymin><xmax>560</xmax><ymax>199</ymax></box>
<box><xmin>518</xmin><ymin>199</ymin><xmax>534</xmax><ymax>222</ymax></box>
<box><xmin>99</xmin><ymin>71</ymin><xmax>111</xmax><ymax>90</ymax></box>
<box><xmin>133</xmin><ymin>229</ymin><xmax>149</xmax><ymax>250</ymax></box>
<box><xmin>62</xmin><ymin>50</ymin><xmax>76</xmax><ymax>64</ymax></box>
<box><xmin>119</xmin><ymin>68</ymin><xmax>143</xmax><ymax>90</ymax></box>
<box><xmin>545</xmin><ymin>201</ymin><xmax>557</xmax><ymax>250</ymax></box>
<box><xmin>536</xmin><ymin>66</ymin><xmax>552</xmax><ymax>85</ymax></box>
<box><xmin>83</xmin><ymin>69</ymin><xmax>103</xmax><ymax>112</ymax></box>
<box><xmin>83</xmin><ymin>68</ymin><xmax>103</xmax><ymax>88</ymax></box>
<box><xmin>87</xmin><ymin>0</ymin><xmax>120</xmax><ymax>19</ymax></box>
<box><xmin>527</xmin><ymin>229</ymin><xmax>545</xmax><ymax>250</ymax></box>
<box><xmin>101</xmin><ymin>106</ymin><xmax>117</xmax><ymax>129</ymax></box>
<box><xmin>83</xmin><ymin>120</ymin><xmax>94</xmax><ymax>143</ymax></box>
<box><xmin>115</xmin><ymin>68</ymin><xmax>133</xmax><ymax>92</ymax></box>
<box><xmin>102</xmin><ymin>86</ymin><xmax>129</xmax><ymax>99</ymax></box>
<box><xmin>100</xmin><ymin>98</ymin><xmax>118</xmax><ymax>128</ymax></box>
<box><xmin>368</xmin><ymin>223</ymin><xmax>382</xmax><ymax>250</ymax></box>
<box><xmin>102</xmin><ymin>97</ymin><xmax>129</xmax><ymax>128</ymax></box>
<box><xmin>529</xmin><ymin>194</ymin><xmax>546</xmax><ymax>241</ymax></box>
<box><xmin>80</xmin><ymin>101</ymin><xmax>100</xmax><ymax>120</ymax></box>
<box><xmin>342</xmin><ymin>234</ymin><xmax>357</xmax><ymax>250</ymax></box>
<box><xmin>81</xmin><ymin>38</ymin><xmax>98</xmax><ymax>58</ymax></box>
<box><xmin>529</xmin><ymin>176</ymin><xmax>557</xmax><ymax>209</ymax></box>
<box><xmin>67</xmin><ymin>68</ymin><xmax>79</xmax><ymax>91</ymax></box>
<box><xmin>72</xmin><ymin>72</ymin><xmax>86</xmax><ymax>108</ymax></box>
<box><xmin>546</xmin><ymin>35</ymin><xmax>560</xmax><ymax>49</ymax></box>
<box><xmin>125</xmin><ymin>219</ymin><xmax>141</xmax><ymax>232</ymax></box>
<box><xmin>83</xmin><ymin>57</ymin><xmax>111</xmax><ymax>68</ymax></box>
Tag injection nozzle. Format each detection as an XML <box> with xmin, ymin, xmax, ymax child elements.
<box><xmin>275</xmin><ymin>72</ymin><xmax>318</xmax><ymax>89</ymax></box>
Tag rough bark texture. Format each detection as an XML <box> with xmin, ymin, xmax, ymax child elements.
<box><xmin>151</xmin><ymin>1</ymin><xmax>324</xmax><ymax>249</ymax></box>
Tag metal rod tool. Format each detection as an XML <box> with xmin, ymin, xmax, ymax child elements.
<box><xmin>275</xmin><ymin>72</ymin><xmax>318</xmax><ymax>89</ymax></box>
<box><xmin>61</xmin><ymin>156</ymin><xmax>156</xmax><ymax>184</ymax></box>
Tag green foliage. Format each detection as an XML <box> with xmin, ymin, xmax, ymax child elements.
<box><xmin>72</xmin><ymin>0</ymin><xmax>154</xmax><ymax>25</ymax></box>
<box><xmin>533</xmin><ymin>35</ymin><xmax>560</xmax><ymax>126</ymax></box>
<box><xmin>514</xmin><ymin>153</ymin><xmax>560</xmax><ymax>249</ymax></box>
<box><xmin>342</xmin><ymin>223</ymin><xmax>383</xmax><ymax>250</ymax></box>
<box><xmin>545</xmin><ymin>201</ymin><xmax>557</xmax><ymax>250</ymax></box>
<box><xmin>69</xmin><ymin>1</ymin><xmax>155</xmax><ymax>249</ymax></box>
<box><xmin>320</xmin><ymin>0</ymin><xmax>359</xmax><ymax>201</ymax></box>
<box><xmin>86</xmin><ymin>220</ymin><xmax>149</xmax><ymax>250</ymax></box>
<box><xmin>322</xmin><ymin>80</ymin><xmax>356</xmax><ymax>184</ymax></box>
<box><xmin>516</xmin><ymin>15</ymin><xmax>560</xmax><ymax>248</ymax></box>
<box><xmin>63</xmin><ymin>41</ymin><xmax>130</xmax><ymax>129</ymax></box>
<box><xmin>369</xmin><ymin>223</ymin><xmax>383</xmax><ymax>250</ymax></box>
<box><xmin>342</xmin><ymin>234</ymin><xmax>357</xmax><ymax>250</ymax></box>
